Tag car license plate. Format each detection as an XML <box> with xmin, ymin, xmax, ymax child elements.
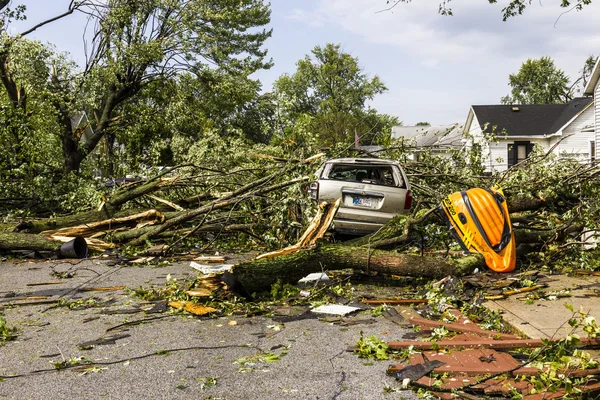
<box><xmin>353</xmin><ymin>196</ymin><xmax>372</xmax><ymax>207</ymax></box>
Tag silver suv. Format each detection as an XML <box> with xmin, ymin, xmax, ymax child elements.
<box><xmin>307</xmin><ymin>158</ymin><xmax>413</xmax><ymax>234</ymax></box>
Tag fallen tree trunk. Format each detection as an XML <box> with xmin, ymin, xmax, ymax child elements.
<box><xmin>14</xmin><ymin>208</ymin><xmax>177</xmax><ymax>234</ymax></box>
<box><xmin>231</xmin><ymin>243</ymin><xmax>484</xmax><ymax>294</ymax></box>
<box><xmin>0</xmin><ymin>233</ymin><xmax>88</xmax><ymax>258</ymax></box>
<box><xmin>0</xmin><ymin>233</ymin><xmax>66</xmax><ymax>252</ymax></box>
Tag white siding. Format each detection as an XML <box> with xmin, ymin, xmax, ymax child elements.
<box><xmin>466</xmin><ymin>114</ymin><xmax>495</xmax><ymax>171</ymax></box>
<box><xmin>596</xmin><ymin>83</ymin><xmax>600</xmax><ymax>157</ymax></box>
<box><xmin>488</xmin><ymin>141</ymin><xmax>508</xmax><ymax>171</ymax></box>
<box><xmin>559</xmin><ymin>105</ymin><xmax>595</xmax><ymax>162</ymax></box>
<box><xmin>489</xmin><ymin>138</ymin><xmax>553</xmax><ymax>172</ymax></box>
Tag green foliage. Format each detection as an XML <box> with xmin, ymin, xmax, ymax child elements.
<box><xmin>0</xmin><ymin>312</ymin><xmax>17</xmax><ymax>344</ymax></box>
<box><xmin>354</xmin><ymin>331</ymin><xmax>389</xmax><ymax>360</ymax></box>
<box><xmin>577</xmin><ymin>55</ymin><xmax>598</xmax><ymax>95</ymax></box>
<box><xmin>389</xmin><ymin>0</ymin><xmax>594</xmax><ymax>21</ymax></box>
<box><xmin>196</xmin><ymin>376</ymin><xmax>218</xmax><ymax>390</ymax></box>
<box><xmin>53</xmin><ymin>355</ymin><xmax>92</xmax><ymax>370</ymax></box>
<box><xmin>273</xmin><ymin>43</ymin><xmax>398</xmax><ymax>147</ymax></box>
<box><xmin>501</xmin><ymin>57</ymin><xmax>572</xmax><ymax>104</ymax></box>
<box><xmin>0</xmin><ymin>0</ymin><xmax>274</xmax><ymax>196</ymax></box>
<box><xmin>515</xmin><ymin>304</ymin><xmax>600</xmax><ymax>397</ymax></box>
<box><xmin>270</xmin><ymin>280</ymin><xmax>301</xmax><ymax>301</ymax></box>
<box><xmin>234</xmin><ymin>349</ymin><xmax>288</xmax><ymax>372</ymax></box>
<box><xmin>370</xmin><ymin>305</ymin><xmax>387</xmax><ymax>317</ymax></box>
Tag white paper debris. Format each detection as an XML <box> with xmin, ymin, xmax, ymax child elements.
<box><xmin>298</xmin><ymin>272</ymin><xmax>330</xmax><ymax>283</ymax></box>
<box><xmin>190</xmin><ymin>261</ymin><xmax>234</xmax><ymax>274</ymax></box>
<box><xmin>311</xmin><ymin>304</ymin><xmax>361</xmax><ymax>316</ymax></box>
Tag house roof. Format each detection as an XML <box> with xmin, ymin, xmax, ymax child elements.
<box><xmin>470</xmin><ymin>97</ymin><xmax>593</xmax><ymax>137</ymax></box>
<box><xmin>391</xmin><ymin>124</ymin><xmax>465</xmax><ymax>148</ymax></box>
<box><xmin>584</xmin><ymin>57</ymin><xmax>600</xmax><ymax>95</ymax></box>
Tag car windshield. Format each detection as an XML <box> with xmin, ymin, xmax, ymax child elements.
<box><xmin>324</xmin><ymin>164</ymin><xmax>402</xmax><ymax>187</ymax></box>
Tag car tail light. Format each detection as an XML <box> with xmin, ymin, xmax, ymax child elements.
<box><xmin>307</xmin><ymin>181</ymin><xmax>319</xmax><ymax>200</ymax></box>
<box><xmin>404</xmin><ymin>189</ymin><xmax>413</xmax><ymax>209</ymax></box>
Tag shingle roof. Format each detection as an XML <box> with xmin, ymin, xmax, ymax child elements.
<box><xmin>471</xmin><ymin>97</ymin><xmax>593</xmax><ymax>137</ymax></box>
<box><xmin>391</xmin><ymin>124</ymin><xmax>465</xmax><ymax>148</ymax></box>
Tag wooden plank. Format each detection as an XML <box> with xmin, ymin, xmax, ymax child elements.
<box><xmin>388</xmin><ymin>337</ymin><xmax>600</xmax><ymax>350</ymax></box>
<box><xmin>409</xmin><ymin>317</ymin><xmax>520</xmax><ymax>340</ymax></box>
<box><xmin>79</xmin><ymin>286</ymin><xmax>126</xmax><ymax>292</ymax></box>
<box><xmin>360</xmin><ymin>298</ymin><xmax>428</xmax><ymax>305</ymax></box>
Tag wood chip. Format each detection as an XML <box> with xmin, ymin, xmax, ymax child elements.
<box><xmin>193</xmin><ymin>256</ymin><xmax>226</xmax><ymax>263</ymax></box>
<box><xmin>168</xmin><ymin>301</ymin><xmax>218</xmax><ymax>315</ymax></box>
<box><xmin>79</xmin><ymin>286</ymin><xmax>126</xmax><ymax>292</ymax></box>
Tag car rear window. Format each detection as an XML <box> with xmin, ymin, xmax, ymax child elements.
<box><xmin>324</xmin><ymin>164</ymin><xmax>404</xmax><ymax>187</ymax></box>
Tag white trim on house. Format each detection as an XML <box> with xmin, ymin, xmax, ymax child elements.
<box><xmin>553</xmin><ymin>101</ymin><xmax>595</xmax><ymax>135</ymax></box>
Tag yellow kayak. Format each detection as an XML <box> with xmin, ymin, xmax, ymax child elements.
<box><xmin>439</xmin><ymin>186</ymin><xmax>516</xmax><ymax>273</ymax></box>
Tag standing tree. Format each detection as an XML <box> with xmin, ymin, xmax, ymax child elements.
<box><xmin>575</xmin><ymin>55</ymin><xmax>599</xmax><ymax>95</ymax></box>
<box><xmin>0</xmin><ymin>0</ymin><xmax>272</xmax><ymax>174</ymax></box>
<box><xmin>273</xmin><ymin>43</ymin><xmax>397</xmax><ymax>147</ymax></box>
<box><xmin>500</xmin><ymin>56</ymin><xmax>572</xmax><ymax>104</ymax></box>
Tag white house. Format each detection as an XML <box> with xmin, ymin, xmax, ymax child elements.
<box><xmin>464</xmin><ymin>97</ymin><xmax>595</xmax><ymax>171</ymax></box>
<box><xmin>391</xmin><ymin>124</ymin><xmax>466</xmax><ymax>161</ymax></box>
<box><xmin>584</xmin><ymin>56</ymin><xmax>600</xmax><ymax>159</ymax></box>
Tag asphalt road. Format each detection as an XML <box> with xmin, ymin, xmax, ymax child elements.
<box><xmin>0</xmin><ymin>258</ymin><xmax>419</xmax><ymax>400</ymax></box>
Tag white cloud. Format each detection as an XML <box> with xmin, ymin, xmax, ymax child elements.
<box><xmin>288</xmin><ymin>0</ymin><xmax>600</xmax><ymax>68</ymax></box>
<box><xmin>287</xmin><ymin>8</ymin><xmax>327</xmax><ymax>27</ymax></box>
<box><xmin>282</xmin><ymin>0</ymin><xmax>600</xmax><ymax>123</ymax></box>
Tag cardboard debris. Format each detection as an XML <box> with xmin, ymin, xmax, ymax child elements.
<box><xmin>311</xmin><ymin>304</ymin><xmax>361</xmax><ymax>316</ymax></box>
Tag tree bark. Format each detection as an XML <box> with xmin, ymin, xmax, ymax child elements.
<box><xmin>14</xmin><ymin>208</ymin><xmax>177</xmax><ymax>234</ymax></box>
<box><xmin>231</xmin><ymin>243</ymin><xmax>484</xmax><ymax>295</ymax></box>
<box><xmin>127</xmin><ymin>175</ymin><xmax>310</xmax><ymax>247</ymax></box>
<box><xmin>0</xmin><ymin>233</ymin><xmax>67</xmax><ymax>252</ymax></box>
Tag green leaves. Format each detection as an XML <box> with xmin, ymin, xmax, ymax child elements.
<box><xmin>273</xmin><ymin>43</ymin><xmax>397</xmax><ymax>147</ymax></box>
<box><xmin>501</xmin><ymin>57</ymin><xmax>572</xmax><ymax>105</ymax></box>
<box><xmin>0</xmin><ymin>312</ymin><xmax>17</xmax><ymax>344</ymax></box>
<box><xmin>355</xmin><ymin>331</ymin><xmax>389</xmax><ymax>360</ymax></box>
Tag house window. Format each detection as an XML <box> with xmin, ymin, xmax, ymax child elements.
<box><xmin>507</xmin><ymin>141</ymin><xmax>533</xmax><ymax>167</ymax></box>
<box><xmin>591</xmin><ymin>141</ymin><xmax>596</xmax><ymax>165</ymax></box>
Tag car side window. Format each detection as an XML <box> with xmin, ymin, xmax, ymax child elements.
<box><xmin>379</xmin><ymin>168</ymin><xmax>396</xmax><ymax>186</ymax></box>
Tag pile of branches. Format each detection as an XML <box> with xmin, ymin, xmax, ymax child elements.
<box><xmin>2</xmin><ymin>143</ymin><xmax>600</xmax><ymax>294</ymax></box>
<box><xmin>1</xmin><ymin>153</ymin><xmax>323</xmax><ymax>256</ymax></box>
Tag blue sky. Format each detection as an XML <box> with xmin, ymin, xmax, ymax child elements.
<box><xmin>9</xmin><ymin>0</ymin><xmax>600</xmax><ymax>125</ymax></box>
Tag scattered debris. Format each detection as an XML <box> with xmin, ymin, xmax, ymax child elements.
<box><xmin>189</xmin><ymin>261</ymin><xmax>234</xmax><ymax>274</ymax></box>
<box><xmin>78</xmin><ymin>333</ymin><xmax>131</xmax><ymax>350</ymax></box>
<box><xmin>193</xmin><ymin>256</ymin><xmax>226</xmax><ymax>263</ymax></box>
<box><xmin>79</xmin><ymin>286</ymin><xmax>127</xmax><ymax>292</ymax></box>
<box><xmin>360</xmin><ymin>298</ymin><xmax>428</xmax><ymax>305</ymax></box>
<box><xmin>311</xmin><ymin>304</ymin><xmax>361</xmax><ymax>316</ymax></box>
<box><xmin>298</xmin><ymin>272</ymin><xmax>330</xmax><ymax>284</ymax></box>
<box><xmin>168</xmin><ymin>301</ymin><xmax>218</xmax><ymax>316</ymax></box>
<box><xmin>392</xmin><ymin>359</ymin><xmax>446</xmax><ymax>384</ymax></box>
